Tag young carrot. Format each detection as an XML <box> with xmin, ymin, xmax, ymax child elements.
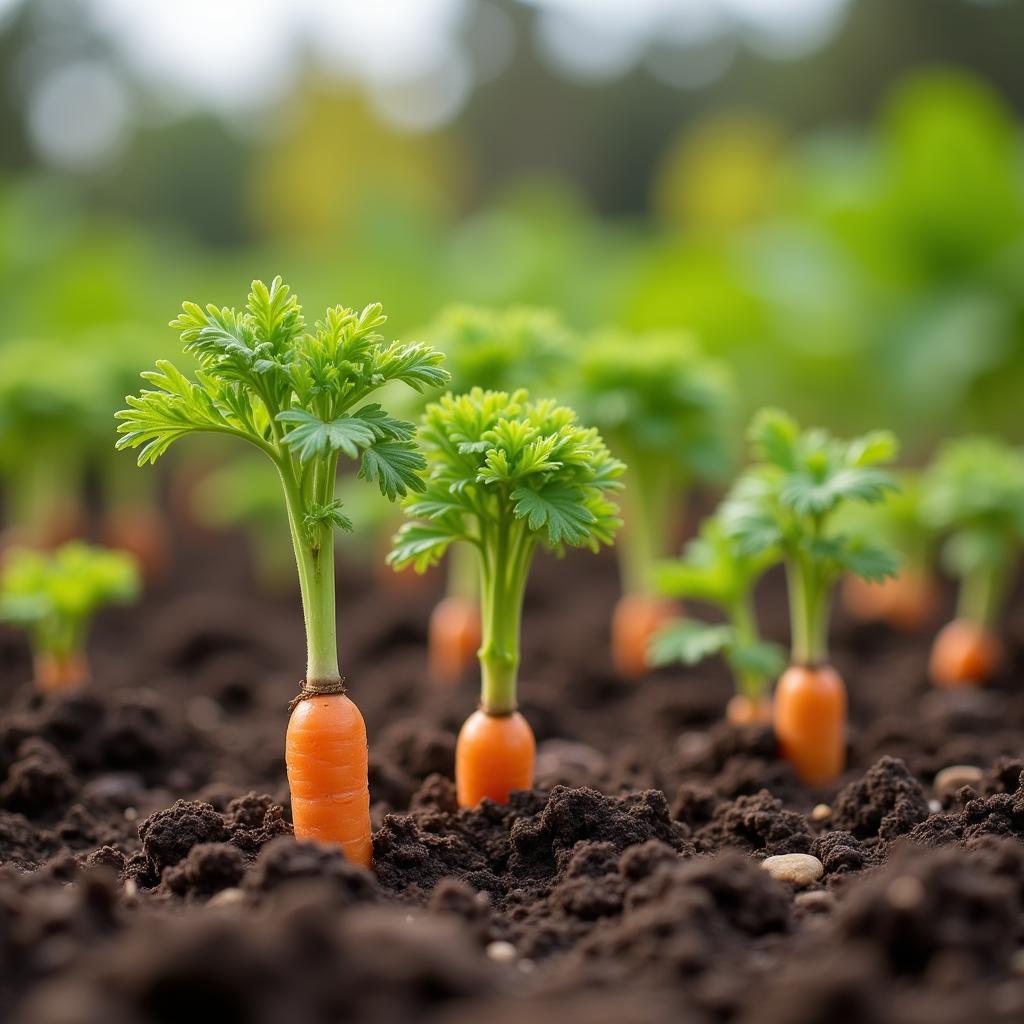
<box><xmin>575</xmin><ymin>331</ymin><xmax>733</xmax><ymax>678</ymax></box>
<box><xmin>921</xmin><ymin>438</ymin><xmax>1024</xmax><ymax>687</ymax></box>
<box><xmin>389</xmin><ymin>388</ymin><xmax>624</xmax><ymax>806</ymax></box>
<box><xmin>0</xmin><ymin>542</ymin><xmax>140</xmax><ymax>693</ymax></box>
<box><xmin>420</xmin><ymin>306</ymin><xmax>572</xmax><ymax>684</ymax></box>
<box><xmin>722</xmin><ymin>409</ymin><xmax>901</xmax><ymax>786</ymax></box>
<box><xmin>116</xmin><ymin>278</ymin><xmax>448</xmax><ymax>866</ymax></box>
<box><xmin>650</xmin><ymin>518</ymin><xmax>783</xmax><ymax>726</ymax></box>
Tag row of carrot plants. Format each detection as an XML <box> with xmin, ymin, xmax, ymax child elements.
<box><xmin>2</xmin><ymin>278</ymin><xmax>1022</xmax><ymax>867</ymax></box>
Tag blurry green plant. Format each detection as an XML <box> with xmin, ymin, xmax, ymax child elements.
<box><xmin>0</xmin><ymin>542</ymin><xmax>140</xmax><ymax>691</ymax></box>
<box><xmin>651</xmin><ymin>517</ymin><xmax>783</xmax><ymax>722</ymax></box>
<box><xmin>924</xmin><ymin>438</ymin><xmax>1024</xmax><ymax>628</ymax></box>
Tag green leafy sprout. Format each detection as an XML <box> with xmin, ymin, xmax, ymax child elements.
<box><xmin>575</xmin><ymin>330</ymin><xmax>733</xmax><ymax>596</ymax></box>
<box><xmin>0</xmin><ymin>542</ymin><xmax>140</xmax><ymax>668</ymax></box>
<box><xmin>422</xmin><ymin>305</ymin><xmax>574</xmax><ymax>604</ymax></box>
<box><xmin>388</xmin><ymin>387</ymin><xmax>624</xmax><ymax>713</ymax></box>
<box><xmin>116</xmin><ymin>277</ymin><xmax>449</xmax><ymax>687</ymax></box>
<box><xmin>720</xmin><ymin>408</ymin><xmax>902</xmax><ymax>666</ymax></box>
<box><xmin>650</xmin><ymin>518</ymin><xmax>784</xmax><ymax>701</ymax></box>
<box><xmin>922</xmin><ymin>436</ymin><xmax>1024</xmax><ymax>630</ymax></box>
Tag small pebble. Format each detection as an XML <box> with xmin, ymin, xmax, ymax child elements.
<box><xmin>207</xmin><ymin>887</ymin><xmax>246</xmax><ymax>909</ymax></box>
<box><xmin>761</xmin><ymin>854</ymin><xmax>824</xmax><ymax>888</ymax></box>
<box><xmin>123</xmin><ymin>878</ymin><xmax>138</xmax><ymax>899</ymax></box>
<box><xmin>486</xmin><ymin>941</ymin><xmax>517</xmax><ymax>963</ymax></box>
<box><xmin>794</xmin><ymin>890</ymin><xmax>835</xmax><ymax>913</ymax></box>
<box><xmin>123</xmin><ymin>807</ymin><xmax>138</xmax><ymax>822</ymax></box>
<box><xmin>886</xmin><ymin>875</ymin><xmax>925</xmax><ymax>910</ymax></box>
<box><xmin>810</xmin><ymin>803</ymin><xmax>832</xmax><ymax>822</ymax></box>
<box><xmin>928</xmin><ymin>799</ymin><xmax>942</xmax><ymax>814</ymax></box>
<box><xmin>933</xmin><ymin>765</ymin><xmax>984</xmax><ymax>799</ymax></box>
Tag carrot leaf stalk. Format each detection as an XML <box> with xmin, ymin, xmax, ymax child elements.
<box><xmin>389</xmin><ymin>387</ymin><xmax>624</xmax><ymax>805</ymax></box>
<box><xmin>720</xmin><ymin>408</ymin><xmax>901</xmax><ymax>785</ymax></box>
<box><xmin>651</xmin><ymin>518</ymin><xmax>783</xmax><ymax>721</ymax></box>
<box><xmin>575</xmin><ymin>331</ymin><xmax>732</xmax><ymax>676</ymax></box>
<box><xmin>922</xmin><ymin>437</ymin><xmax>1024</xmax><ymax>686</ymax></box>
<box><xmin>116</xmin><ymin>277</ymin><xmax>448</xmax><ymax>865</ymax></box>
<box><xmin>0</xmin><ymin>542</ymin><xmax>140</xmax><ymax>692</ymax></box>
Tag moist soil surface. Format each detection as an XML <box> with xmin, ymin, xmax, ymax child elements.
<box><xmin>3</xmin><ymin>518</ymin><xmax>1024</xmax><ymax>1024</ymax></box>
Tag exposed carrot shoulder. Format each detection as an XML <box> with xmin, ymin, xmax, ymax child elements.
<box><xmin>286</xmin><ymin>693</ymin><xmax>372</xmax><ymax>868</ymax></box>
<box><xmin>929</xmin><ymin>618</ymin><xmax>1002</xmax><ymax>688</ymax></box>
<box><xmin>726</xmin><ymin>693</ymin><xmax>773</xmax><ymax>726</ymax></box>
<box><xmin>455</xmin><ymin>709</ymin><xmax>535</xmax><ymax>808</ymax></box>
<box><xmin>773</xmin><ymin>664</ymin><xmax>847</xmax><ymax>787</ymax></box>
<box><xmin>429</xmin><ymin>596</ymin><xmax>481</xmax><ymax>686</ymax></box>
<box><xmin>612</xmin><ymin>594</ymin><xmax>678</xmax><ymax>678</ymax></box>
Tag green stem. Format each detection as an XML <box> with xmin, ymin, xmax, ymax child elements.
<box><xmin>729</xmin><ymin>595</ymin><xmax>767</xmax><ymax>700</ymax></box>
<box><xmin>447</xmin><ymin>539</ymin><xmax>479</xmax><ymax>602</ymax></box>
<box><xmin>958</xmin><ymin>558</ymin><xmax>1012</xmax><ymax>631</ymax></box>
<box><xmin>617</xmin><ymin>460</ymin><xmax>676</xmax><ymax>597</ymax></box>
<box><xmin>278</xmin><ymin>458</ymin><xmax>340</xmax><ymax>686</ymax></box>
<box><xmin>478</xmin><ymin>515</ymin><xmax>533</xmax><ymax>714</ymax></box>
<box><xmin>786</xmin><ymin>554</ymin><xmax>830</xmax><ymax>667</ymax></box>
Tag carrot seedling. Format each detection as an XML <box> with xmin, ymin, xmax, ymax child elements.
<box><xmin>388</xmin><ymin>388</ymin><xmax>623</xmax><ymax>807</ymax></box>
<box><xmin>575</xmin><ymin>331</ymin><xmax>733</xmax><ymax>678</ymax></box>
<box><xmin>838</xmin><ymin>474</ymin><xmax>939</xmax><ymax>632</ymax></box>
<box><xmin>116</xmin><ymin>278</ymin><xmax>448</xmax><ymax>866</ymax></box>
<box><xmin>650</xmin><ymin>518</ymin><xmax>783</xmax><ymax>726</ymax></box>
<box><xmin>922</xmin><ymin>438</ymin><xmax>1024</xmax><ymax>687</ymax></box>
<box><xmin>721</xmin><ymin>409</ymin><xmax>901</xmax><ymax>786</ymax></box>
<box><xmin>0</xmin><ymin>542</ymin><xmax>140</xmax><ymax>692</ymax></box>
<box><xmin>420</xmin><ymin>306</ymin><xmax>573</xmax><ymax>685</ymax></box>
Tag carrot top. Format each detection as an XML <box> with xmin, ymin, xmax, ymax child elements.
<box><xmin>389</xmin><ymin>387</ymin><xmax>624</xmax><ymax>712</ymax></box>
<box><xmin>922</xmin><ymin>437</ymin><xmax>1024</xmax><ymax>629</ymax></box>
<box><xmin>722</xmin><ymin>408</ymin><xmax>901</xmax><ymax>665</ymax></box>
<box><xmin>575</xmin><ymin>330</ymin><xmax>733</xmax><ymax>595</ymax></box>
<box><xmin>0</xmin><ymin>542</ymin><xmax>140</xmax><ymax>667</ymax></box>
<box><xmin>651</xmin><ymin>518</ymin><xmax>783</xmax><ymax>701</ymax></box>
<box><xmin>116</xmin><ymin>277</ymin><xmax>449</xmax><ymax>688</ymax></box>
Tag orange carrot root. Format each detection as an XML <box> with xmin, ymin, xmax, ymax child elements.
<box><xmin>34</xmin><ymin>652</ymin><xmax>89</xmax><ymax>694</ymax></box>
<box><xmin>726</xmin><ymin>693</ymin><xmax>773</xmax><ymax>727</ymax></box>
<box><xmin>455</xmin><ymin>708</ymin><xmax>535</xmax><ymax>808</ymax></box>
<box><xmin>429</xmin><ymin>596</ymin><xmax>482</xmax><ymax>686</ymax></box>
<box><xmin>773</xmin><ymin>664</ymin><xmax>847</xmax><ymax>787</ymax></box>
<box><xmin>841</xmin><ymin>570</ymin><xmax>939</xmax><ymax>632</ymax></box>
<box><xmin>611</xmin><ymin>594</ymin><xmax>678</xmax><ymax>679</ymax></box>
<box><xmin>285</xmin><ymin>693</ymin><xmax>372</xmax><ymax>868</ymax></box>
<box><xmin>929</xmin><ymin>618</ymin><xmax>1002</xmax><ymax>688</ymax></box>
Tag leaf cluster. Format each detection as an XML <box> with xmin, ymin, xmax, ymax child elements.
<box><xmin>116</xmin><ymin>278</ymin><xmax>450</xmax><ymax>533</ymax></box>
<box><xmin>720</xmin><ymin>408</ymin><xmax>902</xmax><ymax>583</ymax></box>
<box><xmin>922</xmin><ymin>436</ymin><xmax>1024</xmax><ymax>576</ymax></box>
<box><xmin>422</xmin><ymin>305</ymin><xmax>572</xmax><ymax>396</ymax></box>
<box><xmin>650</xmin><ymin>620</ymin><xmax>785</xmax><ymax>681</ymax></box>
<box><xmin>574</xmin><ymin>330</ymin><xmax>733</xmax><ymax>483</ymax></box>
<box><xmin>388</xmin><ymin>388</ymin><xmax>624</xmax><ymax>572</ymax></box>
<box><xmin>0</xmin><ymin>542</ymin><xmax>140</xmax><ymax>655</ymax></box>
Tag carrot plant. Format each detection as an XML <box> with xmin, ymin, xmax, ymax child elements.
<box><xmin>419</xmin><ymin>305</ymin><xmax>573</xmax><ymax>685</ymax></box>
<box><xmin>0</xmin><ymin>542</ymin><xmax>140</xmax><ymax>692</ymax></box>
<box><xmin>651</xmin><ymin>518</ymin><xmax>783</xmax><ymax>725</ymax></box>
<box><xmin>575</xmin><ymin>330</ymin><xmax>733</xmax><ymax>678</ymax></box>
<box><xmin>838</xmin><ymin>474</ymin><xmax>939</xmax><ymax>632</ymax></box>
<box><xmin>389</xmin><ymin>387</ymin><xmax>623</xmax><ymax>807</ymax></box>
<box><xmin>116</xmin><ymin>277</ymin><xmax>448</xmax><ymax>866</ymax></box>
<box><xmin>721</xmin><ymin>409</ymin><xmax>901</xmax><ymax>785</ymax></box>
<box><xmin>922</xmin><ymin>437</ymin><xmax>1024</xmax><ymax>687</ymax></box>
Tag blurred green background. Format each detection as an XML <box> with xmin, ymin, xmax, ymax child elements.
<box><xmin>2</xmin><ymin>0</ymin><xmax>1024</xmax><ymax>547</ymax></box>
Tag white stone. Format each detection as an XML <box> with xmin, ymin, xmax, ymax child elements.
<box><xmin>933</xmin><ymin>765</ymin><xmax>983</xmax><ymax>799</ymax></box>
<box><xmin>761</xmin><ymin>854</ymin><xmax>824</xmax><ymax>887</ymax></box>
<box><xmin>486</xmin><ymin>941</ymin><xmax>517</xmax><ymax>963</ymax></box>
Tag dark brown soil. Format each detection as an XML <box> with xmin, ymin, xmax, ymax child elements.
<box><xmin>3</xmin><ymin>519</ymin><xmax>1024</xmax><ymax>1024</ymax></box>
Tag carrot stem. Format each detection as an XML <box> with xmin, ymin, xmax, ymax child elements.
<box><xmin>786</xmin><ymin>553</ymin><xmax>830</xmax><ymax>667</ymax></box>
<box><xmin>616</xmin><ymin>458</ymin><xmax>675</xmax><ymax>597</ymax></box>
<box><xmin>727</xmin><ymin>594</ymin><xmax>769</xmax><ymax>700</ymax></box>
<box><xmin>958</xmin><ymin>558</ymin><xmax>1011</xmax><ymax>633</ymax></box>
<box><xmin>477</xmin><ymin>516</ymin><xmax>534</xmax><ymax>714</ymax></box>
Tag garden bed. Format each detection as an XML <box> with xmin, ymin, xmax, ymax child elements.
<box><xmin>2</xmin><ymin>524</ymin><xmax>1024</xmax><ymax>1024</ymax></box>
